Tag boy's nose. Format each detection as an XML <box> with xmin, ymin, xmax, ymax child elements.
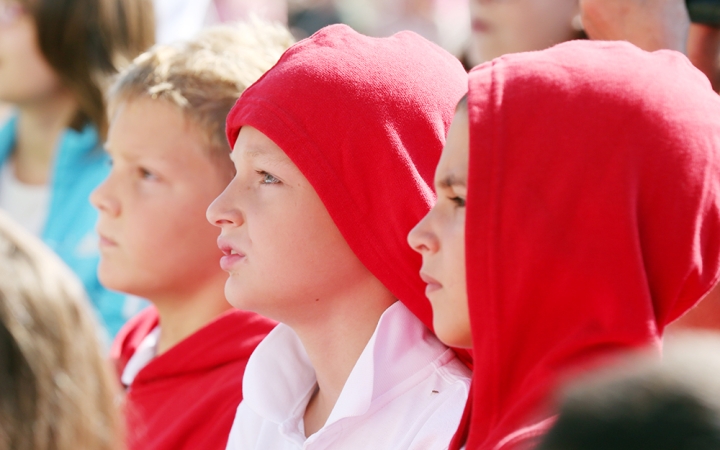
<box><xmin>90</xmin><ymin>179</ymin><xmax>120</xmax><ymax>217</ymax></box>
<box><xmin>408</xmin><ymin>214</ymin><xmax>438</xmax><ymax>255</ymax></box>
<box><xmin>206</xmin><ymin>189</ymin><xmax>244</xmax><ymax>228</ymax></box>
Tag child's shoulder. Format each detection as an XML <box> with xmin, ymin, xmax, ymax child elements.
<box><xmin>109</xmin><ymin>305</ymin><xmax>159</xmax><ymax>377</ymax></box>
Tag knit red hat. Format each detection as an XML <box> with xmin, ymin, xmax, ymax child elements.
<box><xmin>226</xmin><ymin>25</ymin><xmax>468</xmax><ymax>341</ymax></box>
<box><xmin>453</xmin><ymin>40</ymin><xmax>720</xmax><ymax>450</ymax></box>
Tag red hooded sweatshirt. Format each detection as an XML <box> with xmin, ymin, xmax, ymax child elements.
<box><xmin>111</xmin><ymin>307</ymin><xmax>276</xmax><ymax>450</ymax></box>
<box><xmin>451</xmin><ymin>40</ymin><xmax>720</xmax><ymax>450</ymax></box>
<box><xmin>225</xmin><ymin>24</ymin><xmax>468</xmax><ymax>358</ymax></box>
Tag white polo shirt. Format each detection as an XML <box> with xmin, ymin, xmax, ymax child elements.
<box><xmin>226</xmin><ymin>301</ymin><xmax>471</xmax><ymax>450</ymax></box>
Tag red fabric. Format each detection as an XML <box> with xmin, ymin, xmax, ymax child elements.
<box><xmin>453</xmin><ymin>40</ymin><xmax>720</xmax><ymax>450</ymax></box>
<box><xmin>110</xmin><ymin>307</ymin><xmax>276</xmax><ymax>450</ymax></box>
<box><xmin>225</xmin><ymin>24</ymin><xmax>468</xmax><ymax>355</ymax></box>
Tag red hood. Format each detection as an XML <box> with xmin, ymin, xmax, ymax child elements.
<box><xmin>111</xmin><ymin>307</ymin><xmax>276</xmax><ymax>449</ymax></box>
<box><xmin>453</xmin><ymin>40</ymin><xmax>720</xmax><ymax>449</ymax></box>
<box><xmin>112</xmin><ymin>307</ymin><xmax>275</xmax><ymax>382</ymax></box>
<box><xmin>226</xmin><ymin>24</ymin><xmax>468</xmax><ymax>355</ymax></box>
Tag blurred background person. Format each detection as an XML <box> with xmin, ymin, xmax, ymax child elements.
<box><xmin>0</xmin><ymin>0</ymin><xmax>155</xmax><ymax>338</ymax></box>
<box><xmin>337</xmin><ymin>0</ymin><xmax>470</xmax><ymax>58</ymax></box>
<box><xmin>537</xmin><ymin>332</ymin><xmax>720</xmax><ymax>450</ymax></box>
<box><xmin>152</xmin><ymin>0</ymin><xmax>287</xmax><ymax>44</ymax></box>
<box><xmin>686</xmin><ymin>0</ymin><xmax>720</xmax><ymax>88</ymax></box>
<box><xmin>465</xmin><ymin>0</ymin><xmax>583</xmax><ymax>66</ymax></box>
<box><xmin>287</xmin><ymin>0</ymin><xmax>341</xmax><ymax>40</ymax></box>
<box><xmin>0</xmin><ymin>211</ymin><xmax>121</xmax><ymax>450</ymax></box>
<box><xmin>152</xmin><ymin>0</ymin><xmax>469</xmax><ymax>57</ymax></box>
<box><xmin>466</xmin><ymin>0</ymin><xmax>720</xmax><ymax>90</ymax></box>
<box><xmin>581</xmin><ymin>0</ymin><xmax>720</xmax><ymax>91</ymax></box>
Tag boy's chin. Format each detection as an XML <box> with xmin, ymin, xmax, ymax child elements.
<box><xmin>434</xmin><ymin>319</ymin><xmax>473</xmax><ymax>349</ymax></box>
<box><xmin>97</xmin><ymin>266</ymin><xmax>126</xmax><ymax>293</ymax></box>
<box><xmin>224</xmin><ymin>281</ymin><xmax>259</xmax><ymax>312</ymax></box>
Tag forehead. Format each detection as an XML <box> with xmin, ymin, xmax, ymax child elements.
<box><xmin>435</xmin><ymin>109</ymin><xmax>470</xmax><ymax>185</ymax></box>
<box><xmin>107</xmin><ymin>98</ymin><xmax>211</xmax><ymax>164</ymax></box>
<box><xmin>231</xmin><ymin>126</ymin><xmax>295</xmax><ymax>168</ymax></box>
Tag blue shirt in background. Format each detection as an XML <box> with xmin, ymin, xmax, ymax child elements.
<box><xmin>0</xmin><ymin>115</ymin><xmax>147</xmax><ymax>338</ymax></box>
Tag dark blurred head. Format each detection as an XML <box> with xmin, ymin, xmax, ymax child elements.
<box><xmin>0</xmin><ymin>0</ymin><xmax>155</xmax><ymax>137</ymax></box>
<box><xmin>538</xmin><ymin>334</ymin><xmax>720</xmax><ymax>450</ymax></box>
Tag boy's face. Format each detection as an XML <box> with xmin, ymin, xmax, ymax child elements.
<box><xmin>207</xmin><ymin>126</ymin><xmax>373</xmax><ymax>324</ymax></box>
<box><xmin>0</xmin><ymin>2</ymin><xmax>65</xmax><ymax>105</ymax></box>
<box><xmin>408</xmin><ymin>108</ymin><xmax>471</xmax><ymax>348</ymax></box>
<box><xmin>91</xmin><ymin>98</ymin><xmax>233</xmax><ymax>300</ymax></box>
<box><xmin>468</xmin><ymin>0</ymin><xmax>579</xmax><ymax>65</ymax></box>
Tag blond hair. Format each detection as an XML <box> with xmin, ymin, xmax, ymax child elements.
<box><xmin>0</xmin><ymin>212</ymin><xmax>122</xmax><ymax>450</ymax></box>
<box><xmin>108</xmin><ymin>21</ymin><xmax>295</xmax><ymax>155</ymax></box>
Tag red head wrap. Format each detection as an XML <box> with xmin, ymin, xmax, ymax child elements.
<box><xmin>226</xmin><ymin>25</ymin><xmax>468</xmax><ymax>345</ymax></box>
<box><xmin>454</xmin><ymin>40</ymin><xmax>720</xmax><ymax>449</ymax></box>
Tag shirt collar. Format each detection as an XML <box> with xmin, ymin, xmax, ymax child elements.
<box><xmin>242</xmin><ymin>301</ymin><xmax>449</xmax><ymax>427</ymax></box>
<box><xmin>121</xmin><ymin>326</ymin><xmax>161</xmax><ymax>387</ymax></box>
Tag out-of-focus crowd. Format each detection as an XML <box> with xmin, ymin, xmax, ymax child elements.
<box><xmin>2</xmin><ymin>1</ymin><xmax>720</xmax><ymax>450</ymax></box>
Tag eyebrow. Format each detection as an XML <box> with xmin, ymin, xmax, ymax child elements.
<box><xmin>238</xmin><ymin>145</ymin><xmax>293</xmax><ymax>168</ymax></box>
<box><xmin>244</xmin><ymin>146</ymin><xmax>271</xmax><ymax>159</ymax></box>
<box><xmin>437</xmin><ymin>173</ymin><xmax>467</xmax><ymax>189</ymax></box>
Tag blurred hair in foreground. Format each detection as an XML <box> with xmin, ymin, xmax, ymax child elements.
<box><xmin>538</xmin><ymin>332</ymin><xmax>720</xmax><ymax>450</ymax></box>
<box><xmin>0</xmin><ymin>211</ymin><xmax>121</xmax><ymax>450</ymax></box>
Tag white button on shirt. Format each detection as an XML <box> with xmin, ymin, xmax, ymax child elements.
<box><xmin>226</xmin><ymin>301</ymin><xmax>471</xmax><ymax>450</ymax></box>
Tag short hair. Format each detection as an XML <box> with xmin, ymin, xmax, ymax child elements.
<box><xmin>537</xmin><ymin>334</ymin><xmax>720</xmax><ymax>450</ymax></box>
<box><xmin>0</xmin><ymin>211</ymin><xmax>121</xmax><ymax>450</ymax></box>
<box><xmin>19</xmin><ymin>0</ymin><xmax>156</xmax><ymax>138</ymax></box>
<box><xmin>108</xmin><ymin>21</ymin><xmax>295</xmax><ymax>156</ymax></box>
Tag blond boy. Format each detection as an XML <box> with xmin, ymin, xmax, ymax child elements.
<box><xmin>91</xmin><ymin>23</ymin><xmax>293</xmax><ymax>450</ymax></box>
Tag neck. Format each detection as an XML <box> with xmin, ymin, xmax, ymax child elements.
<box><xmin>293</xmin><ymin>280</ymin><xmax>396</xmax><ymax>437</ymax></box>
<box><xmin>151</xmin><ymin>271</ymin><xmax>233</xmax><ymax>355</ymax></box>
<box><xmin>13</xmin><ymin>90</ymin><xmax>79</xmax><ymax>185</ymax></box>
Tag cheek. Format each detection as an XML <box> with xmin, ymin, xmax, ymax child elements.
<box><xmin>517</xmin><ymin>0</ymin><xmax>578</xmax><ymax>46</ymax></box>
<box><xmin>141</xmin><ymin>193</ymin><xmax>223</xmax><ymax>263</ymax></box>
<box><xmin>473</xmin><ymin>0</ymin><xmax>577</xmax><ymax>59</ymax></box>
<box><xmin>432</xmin><ymin>213</ymin><xmax>471</xmax><ymax>347</ymax></box>
<box><xmin>226</xmin><ymin>194</ymin><xmax>368</xmax><ymax>316</ymax></box>
<box><xmin>256</xmin><ymin>200</ymin><xmax>358</xmax><ymax>284</ymax></box>
<box><xmin>446</xmin><ymin>219</ymin><xmax>469</xmax><ymax>314</ymax></box>
<box><xmin>0</xmin><ymin>25</ymin><xmax>62</xmax><ymax>103</ymax></box>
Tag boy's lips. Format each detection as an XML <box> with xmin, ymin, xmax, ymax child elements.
<box><xmin>98</xmin><ymin>233</ymin><xmax>118</xmax><ymax>248</ymax></box>
<box><xmin>217</xmin><ymin>237</ymin><xmax>246</xmax><ymax>271</ymax></box>
<box><xmin>420</xmin><ymin>272</ymin><xmax>442</xmax><ymax>296</ymax></box>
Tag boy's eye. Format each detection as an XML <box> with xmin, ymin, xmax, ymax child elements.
<box><xmin>139</xmin><ymin>167</ymin><xmax>157</xmax><ymax>180</ymax></box>
<box><xmin>449</xmin><ymin>196</ymin><xmax>466</xmax><ymax>207</ymax></box>
<box><xmin>257</xmin><ymin>171</ymin><xmax>280</xmax><ymax>185</ymax></box>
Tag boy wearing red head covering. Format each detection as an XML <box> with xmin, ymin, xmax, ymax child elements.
<box><xmin>207</xmin><ymin>24</ymin><xmax>471</xmax><ymax>449</ymax></box>
<box><xmin>93</xmin><ymin>24</ymin><xmax>293</xmax><ymax>450</ymax></box>
<box><xmin>409</xmin><ymin>40</ymin><xmax>720</xmax><ymax>450</ymax></box>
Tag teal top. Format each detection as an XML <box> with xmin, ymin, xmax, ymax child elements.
<box><xmin>0</xmin><ymin>115</ymin><xmax>146</xmax><ymax>338</ymax></box>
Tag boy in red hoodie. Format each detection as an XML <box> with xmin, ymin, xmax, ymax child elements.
<box><xmin>208</xmin><ymin>24</ymin><xmax>471</xmax><ymax>450</ymax></box>
<box><xmin>91</xmin><ymin>23</ymin><xmax>293</xmax><ymax>450</ymax></box>
<box><xmin>409</xmin><ymin>40</ymin><xmax>720</xmax><ymax>450</ymax></box>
